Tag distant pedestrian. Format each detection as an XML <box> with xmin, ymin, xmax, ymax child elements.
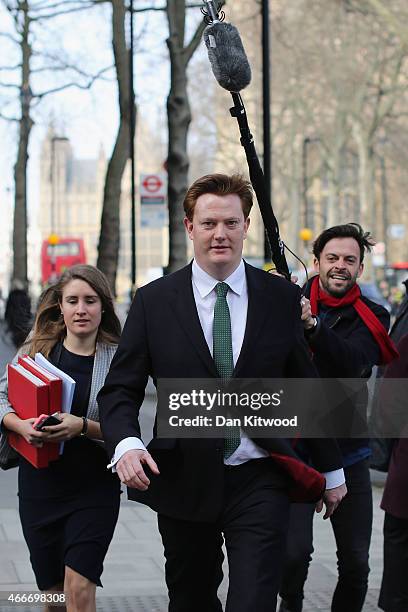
<box><xmin>378</xmin><ymin>333</ymin><xmax>408</xmax><ymax>612</ymax></box>
<box><xmin>389</xmin><ymin>277</ymin><xmax>408</xmax><ymax>344</ymax></box>
<box><xmin>4</xmin><ymin>283</ymin><xmax>32</xmax><ymax>349</ymax></box>
<box><xmin>0</xmin><ymin>284</ymin><xmax>31</xmax><ymax>373</ymax></box>
<box><xmin>0</xmin><ymin>265</ymin><xmax>121</xmax><ymax>612</ymax></box>
<box><xmin>0</xmin><ymin>286</ymin><xmax>5</xmax><ymax>318</ymax></box>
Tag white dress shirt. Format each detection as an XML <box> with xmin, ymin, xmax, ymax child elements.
<box><xmin>191</xmin><ymin>259</ymin><xmax>269</xmax><ymax>466</ymax></box>
<box><xmin>108</xmin><ymin>259</ymin><xmax>344</xmax><ymax>489</ymax></box>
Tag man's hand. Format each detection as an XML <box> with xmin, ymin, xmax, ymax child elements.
<box><xmin>116</xmin><ymin>449</ymin><xmax>160</xmax><ymax>490</ymax></box>
<box><xmin>300</xmin><ymin>297</ymin><xmax>315</xmax><ymax>330</ymax></box>
<box><xmin>270</xmin><ymin>270</ymin><xmax>298</xmax><ymax>284</ymax></box>
<box><xmin>316</xmin><ymin>483</ymin><xmax>347</xmax><ymax>519</ymax></box>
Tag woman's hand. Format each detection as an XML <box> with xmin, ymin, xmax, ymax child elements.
<box><xmin>20</xmin><ymin>418</ymin><xmax>48</xmax><ymax>447</ymax></box>
<box><xmin>41</xmin><ymin>413</ymin><xmax>83</xmax><ymax>442</ymax></box>
<box><xmin>2</xmin><ymin>413</ymin><xmax>46</xmax><ymax>447</ymax></box>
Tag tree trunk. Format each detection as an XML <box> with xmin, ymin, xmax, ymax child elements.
<box><xmin>97</xmin><ymin>0</ymin><xmax>135</xmax><ymax>294</ymax></box>
<box><xmin>326</xmin><ymin>174</ymin><xmax>340</xmax><ymax>227</ymax></box>
<box><xmin>352</xmin><ymin>119</ymin><xmax>375</xmax><ymax>233</ymax></box>
<box><xmin>166</xmin><ymin>0</ymin><xmax>190</xmax><ymax>273</ymax></box>
<box><xmin>289</xmin><ymin>135</ymin><xmax>301</xmax><ymax>257</ymax></box>
<box><xmin>12</xmin><ymin>1</ymin><xmax>33</xmax><ymax>290</ymax></box>
<box><xmin>165</xmin><ymin>0</ymin><xmax>206</xmax><ymax>273</ymax></box>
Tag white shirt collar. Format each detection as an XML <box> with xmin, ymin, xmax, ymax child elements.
<box><xmin>192</xmin><ymin>259</ymin><xmax>245</xmax><ymax>298</ymax></box>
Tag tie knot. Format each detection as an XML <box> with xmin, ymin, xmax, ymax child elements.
<box><xmin>215</xmin><ymin>282</ymin><xmax>229</xmax><ymax>298</ymax></box>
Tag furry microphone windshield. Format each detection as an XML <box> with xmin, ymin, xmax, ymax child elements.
<box><xmin>204</xmin><ymin>22</ymin><xmax>252</xmax><ymax>93</ymax></box>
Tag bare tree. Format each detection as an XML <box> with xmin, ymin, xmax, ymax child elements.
<box><xmin>342</xmin><ymin>0</ymin><xmax>408</xmax><ymax>46</ymax></box>
<box><xmin>97</xmin><ymin>0</ymin><xmax>206</xmax><ymax>288</ymax></box>
<box><xmin>96</xmin><ymin>0</ymin><xmax>135</xmax><ymax>293</ymax></box>
<box><xmin>10</xmin><ymin>2</ymin><xmax>32</xmax><ymax>289</ymax></box>
<box><xmin>0</xmin><ymin>0</ymin><xmax>112</xmax><ymax>289</ymax></box>
<box><xmin>165</xmin><ymin>0</ymin><xmax>206</xmax><ymax>272</ymax></box>
<box><xmin>267</xmin><ymin>0</ymin><xmax>408</xmax><ymax>258</ymax></box>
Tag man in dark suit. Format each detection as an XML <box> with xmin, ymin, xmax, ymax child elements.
<box><xmin>390</xmin><ymin>277</ymin><xmax>408</xmax><ymax>344</ymax></box>
<box><xmin>98</xmin><ymin>174</ymin><xmax>347</xmax><ymax>612</ymax></box>
<box><xmin>379</xmin><ymin>333</ymin><xmax>408</xmax><ymax>611</ymax></box>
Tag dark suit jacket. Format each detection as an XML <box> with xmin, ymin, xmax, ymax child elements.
<box><xmin>390</xmin><ymin>279</ymin><xmax>408</xmax><ymax>345</ymax></box>
<box><xmin>381</xmin><ymin>333</ymin><xmax>408</xmax><ymax>519</ymax></box>
<box><xmin>98</xmin><ymin>262</ymin><xmax>342</xmax><ymax>521</ymax></box>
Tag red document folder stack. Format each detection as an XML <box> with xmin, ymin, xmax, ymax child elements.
<box><xmin>19</xmin><ymin>356</ymin><xmax>63</xmax><ymax>463</ymax></box>
<box><xmin>7</xmin><ymin>357</ymin><xmax>63</xmax><ymax>468</ymax></box>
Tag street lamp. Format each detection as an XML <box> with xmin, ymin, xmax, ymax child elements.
<box><xmin>129</xmin><ymin>0</ymin><xmax>137</xmax><ymax>300</ymax></box>
<box><xmin>302</xmin><ymin>137</ymin><xmax>311</xmax><ymax>231</ymax></box>
<box><xmin>299</xmin><ymin>227</ymin><xmax>313</xmax><ymax>268</ymax></box>
<box><xmin>50</xmin><ymin>135</ymin><xmax>69</xmax><ymax>237</ymax></box>
<box><xmin>262</xmin><ymin>0</ymin><xmax>271</xmax><ymax>261</ymax></box>
<box><xmin>302</xmin><ymin>136</ymin><xmax>320</xmax><ymax>232</ymax></box>
<box><xmin>49</xmin><ymin>135</ymin><xmax>68</xmax><ymax>284</ymax></box>
<box><xmin>48</xmin><ymin>233</ymin><xmax>60</xmax><ymax>284</ymax></box>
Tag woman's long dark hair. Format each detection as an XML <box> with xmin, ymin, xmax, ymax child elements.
<box><xmin>26</xmin><ymin>265</ymin><xmax>121</xmax><ymax>358</ymax></box>
<box><xmin>5</xmin><ymin>289</ymin><xmax>32</xmax><ymax>349</ymax></box>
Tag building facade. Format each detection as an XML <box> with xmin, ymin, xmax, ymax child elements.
<box><xmin>38</xmin><ymin>123</ymin><xmax>168</xmax><ymax>297</ymax></box>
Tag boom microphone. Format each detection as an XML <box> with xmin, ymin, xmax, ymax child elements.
<box><xmin>202</xmin><ymin>1</ymin><xmax>291</xmax><ymax>279</ymax></box>
<box><xmin>203</xmin><ymin>18</ymin><xmax>251</xmax><ymax>92</ymax></box>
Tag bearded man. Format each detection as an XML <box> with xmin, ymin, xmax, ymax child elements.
<box><xmin>279</xmin><ymin>223</ymin><xmax>398</xmax><ymax>612</ymax></box>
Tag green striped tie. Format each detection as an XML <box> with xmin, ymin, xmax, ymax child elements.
<box><xmin>213</xmin><ymin>282</ymin><xmax>240</xmax><ymax>458</ymax></box>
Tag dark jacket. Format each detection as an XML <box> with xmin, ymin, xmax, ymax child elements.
<box><xmin>390</xmin><ymin>279</ymin><xmax>408</xmax><ymax>344</ymax></box>
<box><xmin>98</xmin><ymin>263</ymin><xmax>343</xmax><ymax>522</ymax></box>
<box><xmin>303</xmin><ymin>278</ymin><xmax>390</xmax><ymax>458</ymax></box>
<box><xmin>381</xmin><ymin>333</ymin><xmax>408</xmax><ymax>519</ymax></box>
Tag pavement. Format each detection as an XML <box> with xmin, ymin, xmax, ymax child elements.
<box><xmin>0</xmin><ymin>391</ymin><xmax>387</xmax><ymax>611</ymax></box>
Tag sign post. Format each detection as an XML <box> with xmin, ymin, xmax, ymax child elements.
<box><xmin>140</xmin><ymin>173</ymin><xmax>168</xmax><ymax>228</ymax></box>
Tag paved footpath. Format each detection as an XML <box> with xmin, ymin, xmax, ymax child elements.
<box><xmin>0</xmin><ymin>392</ymin><xmax>386</xmax><ymax>611</ymax></box>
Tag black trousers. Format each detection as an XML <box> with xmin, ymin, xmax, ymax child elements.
<box><xmin>280</xmin><ymin>458</ymin><xmax>372</xmax><ymax>612</ymax></box>
<box><xmin>378</xmin><ymin>512</ymin><xmax>408</xmax><ymax>612</ymax></box>
<box><xmin>157</xmin><ymin>458</ymin><xmax>290</xmax><ymax>612</ymax></box>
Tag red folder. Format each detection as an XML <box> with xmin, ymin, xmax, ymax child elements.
<box><xmin>19</xmin><ymin>355</ymin><xmax>62</xmax><ymax>412</ymax></box>
<box><xmin>7</xmin><ymin>364</ymin><xmax>50</xmax><ymax>468</ymax></box>
<box><xmin>18</xmin><ymin>355</ymin><xmax>62</xmax><ymax>462</ymax></box>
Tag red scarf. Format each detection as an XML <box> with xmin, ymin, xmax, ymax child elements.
<box><xmin>309</xmin><ymin>275</ymin><xmax>399</xmax><ymax>365</ymax></box>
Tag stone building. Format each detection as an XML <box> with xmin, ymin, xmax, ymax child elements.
<box><xmin>38</xmin><ymin>122</ymin><xmax>168</xmax><ymax>297</ymax></box>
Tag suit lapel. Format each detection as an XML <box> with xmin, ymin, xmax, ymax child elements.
<box><xmin>234</xmin><ymin>263</ymin><xmax>273</xmax><ymax>376</ymax></box>
<box><xmin>169</xmin><ymin>264</ymin><xmax>218</xmax><ymax>377</ymax></box>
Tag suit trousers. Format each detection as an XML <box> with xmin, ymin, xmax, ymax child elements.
<box><xmin>157</xmin><ymin>458</ymin><xmax>290</xmax><ymax>612</ymax></box>
<box><xmin>378</xmin><ymin>512</ymin><xmax>408</xmax><ymax>612</ymax></box>
<box><xmin>280</xmin><ymin>459</ymin><xmax>372</xmax><ymax>612</ymax></box>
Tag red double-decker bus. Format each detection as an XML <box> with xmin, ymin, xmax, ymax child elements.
<box><xmin>41</xmin><ymin>237</ymin><xmax>86</xmax><ymax>285</ymax></box>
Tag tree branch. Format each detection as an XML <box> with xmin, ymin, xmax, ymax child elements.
<box><xmin>30</xmin><ymin>0</ymin><xmax>94</xmax><ymax>10</ymax></box>
<box><xmin>0</xmin><ymin>81</ymin><xmax>20</xmax><ymax>89</ymax></box>
<box><xmin>184</xmin><ymin>16</ymin><xmax>206</xmax><ymax>64</ymax></box>
<box><xmin>128</xmin><ymin>2</ymin><xmax>203</xmax><ymax>11</ymax></box>
<box><xmin>0</xmin><ymin>63</ymin><xmax>22</xmax><ymax>71</ymax></box>
<box><xmin>29</xmin><ymin>5</ymin><xmax>98</xmax><ymax>20</ymax></box>
<box><xmin>0</xmin><ymin>110</ymin><xmax>19</xmax><ymax>122</ymax></box>
<box><xmin>0</xmin><ymin>31</ymin><xmax>20</xmax><ymax>45</ymax></box>
<box><xmin>34</xmin><ymin>65</ymin><xmax>111</xmax><ymax>98</ymax></box>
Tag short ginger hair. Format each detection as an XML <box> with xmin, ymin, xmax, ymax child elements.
<box><xmin>183</xmin><ymin>173</ymin><xmax>253</xmax><ymax>221</ymax></box>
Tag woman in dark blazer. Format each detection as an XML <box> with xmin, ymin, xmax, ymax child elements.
<box><xmin>378</xmin><ymin>333</ymin><xmax>408</xmax><ymax>612</ymax></box>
